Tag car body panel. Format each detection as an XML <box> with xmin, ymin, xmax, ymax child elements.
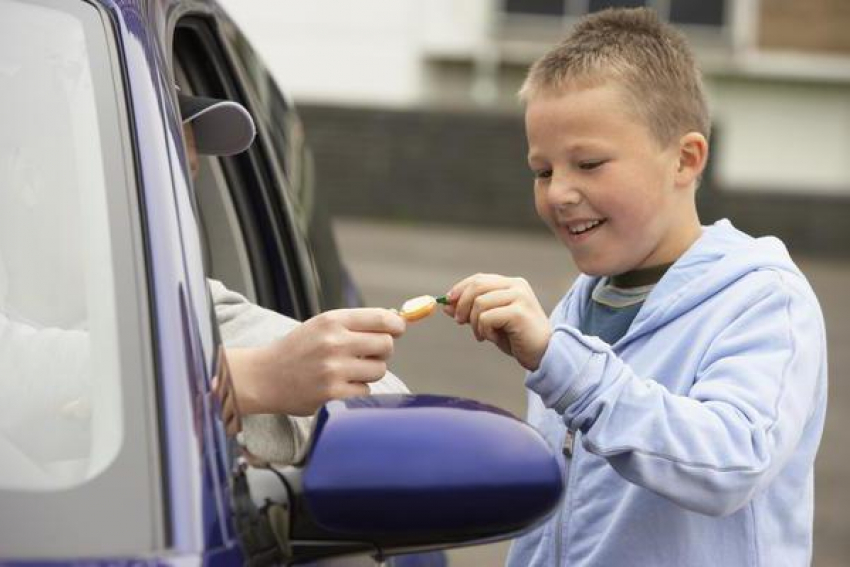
<box><xmin>104</xmin><ymin>0</ymin><xmax>217</xmax><ymax>555</ymax></box>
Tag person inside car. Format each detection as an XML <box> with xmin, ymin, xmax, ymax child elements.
<box><xmin>177</xmin><ymin>91</ymin><xmax>410</xmax><ymax>464</ymax></box>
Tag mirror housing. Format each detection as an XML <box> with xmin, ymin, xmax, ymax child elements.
<box><xmin>271</xmin><ymin>394</ymin><xmax>563</xmax><ymax>563</ymax></box>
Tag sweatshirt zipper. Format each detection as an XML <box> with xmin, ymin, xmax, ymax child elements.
<box><xmin>555</xmin><ymin>429</ymin><xmax>579</xmax><ymax>565</ymax></box>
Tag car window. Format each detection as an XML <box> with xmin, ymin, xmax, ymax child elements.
<box><xmin>0</xmin><ymin>0</ymin><xmax>124</xmax><ymax>491</ymax></box>
<box><xmin>174</xmin><ymin>62</ymin><xmax>260</xmax><ymax>304</ymax></box>
<box><xmin>0</xmin><ymin>0</ymin><xmax>162</xmax><ymax>557</ymax></box>
<box><xmin>174</xmin><ymin>17</ymin><xmax>315</xmax><ymax>320</ymax></box>
<box><xmin>224</xmin><ymin>25</ymin><xmax>355</xmax><ymax>311</ymax></box>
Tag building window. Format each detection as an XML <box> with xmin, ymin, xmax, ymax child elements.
<box><xmin>669</xmin><ymin>0</ymin><xmax>725</xmax><ymax>27</ymax></box>
<box><xmin>505</xmin><ymin>0</ymin><xmax>565</xmax><ymax>16</ymax></box>
<box><xmin>504</xmin><ymin>0</ymin><xmax>727</xmax><ymax>31</ymax></box>
<box><xmin>587</xmin><ymin>0</ymin><xmax>646</xmax><ymax>13</ymax></box>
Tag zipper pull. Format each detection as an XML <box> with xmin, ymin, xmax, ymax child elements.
<box><xmin>562</xmin><ymin>430</ymin><xmax>574</xmax><ymax>457</ymax></box>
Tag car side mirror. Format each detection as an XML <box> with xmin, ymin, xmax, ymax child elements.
<box><xmin>247</xmin><ymin>394</ymin><xmax>563</xmax><ymax>564</ymax></box>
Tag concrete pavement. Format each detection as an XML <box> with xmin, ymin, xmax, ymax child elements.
<box><xmin>334</xmin><ymin>218</ymin><xmax>850</xmax><ymax>567</ymax></box>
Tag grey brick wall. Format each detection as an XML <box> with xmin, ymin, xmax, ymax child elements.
<box><xmin>300</xmin><ymin>104</ymin><xmax>850</xmax><ymax>257</ymax></box>
<box><xmin>298</xmin><ymin>104</ymin><xmax>540</xmax><ymax>229</ymax></box>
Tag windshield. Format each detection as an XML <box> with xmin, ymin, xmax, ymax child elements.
<box><xmin>0</xmin><ymin>0</ymin><xmax>123</xmax><ymax>491</ymax></box>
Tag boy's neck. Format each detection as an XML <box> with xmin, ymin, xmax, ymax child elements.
<box><xmin>610</xmin><ymin>262</ymin><xmax>674</xmax><ymax>288</ymax></box>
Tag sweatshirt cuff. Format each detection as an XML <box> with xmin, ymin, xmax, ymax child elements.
<box><xmin>525</xmin><ymin>325</ymin><xmax>608</xmax><ymax>414</ymax></box>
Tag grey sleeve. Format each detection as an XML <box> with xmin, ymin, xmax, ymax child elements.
<box><xmin>210</xmin><ymin>279</ymin><xmax>409</xmax><ymax>465</ymax></box>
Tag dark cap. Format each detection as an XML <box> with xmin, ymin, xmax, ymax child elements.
<box><xmin>178</xmin><ymin>93</ymin><xmax>256</xmax><ymax>156</ymax></box>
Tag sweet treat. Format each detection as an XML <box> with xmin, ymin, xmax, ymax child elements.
<box><xmin>399</xmin><ymin>295</ymin><xmax>438</xmax><ymax>322</ymax></box>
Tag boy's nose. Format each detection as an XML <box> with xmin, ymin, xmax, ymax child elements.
<box><xmin>547</xmin><ymin>174</ymin><xmax>583</xmax><ymax>207</ymax></box>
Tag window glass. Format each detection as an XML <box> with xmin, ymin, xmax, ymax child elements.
<box><xmin>505</xmin><ymin>0</ymin><xmax>566</xmax><ymax>16</ymax></box>
<box><xmin>505</xmin><ymin>0</ymin><xmax>726</xmax><ymax>29</ymax></box>
<box><xmin>669</xmin><ymin>0</ymin><xmax>725</xmax><ymax>27</ymax></box>
<box><xmin>587</xmin><ymin>0</ymin><xmax>646</xmax><ymax>13</ymax></box>
<box><xmin>0</xmin><ymin>0</ymin><xmax>123</xmax><ymax>490</ymax></box>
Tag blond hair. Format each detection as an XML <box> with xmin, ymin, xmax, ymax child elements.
<box><xmin>519</xmin><ymin>8</ymin><xmax>710</xmax><ymax>146</ymax></box>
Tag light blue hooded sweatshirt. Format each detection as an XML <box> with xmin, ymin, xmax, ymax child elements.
<box><xmin>507</xmin><ymin>220</ymin><xmax>827</xmax><ymax>567</ymax></box>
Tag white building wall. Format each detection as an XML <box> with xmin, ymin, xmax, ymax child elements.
<box><xmin>219</xmin><ymin>0</ymin><xmax>428</xmax><ymax>106</ymax></box>
<box><xmin>711</xmin><ymin>79</ymin><xmax>850</xmax><ymax>194</ymax></box>
<box><xmin>220</xmin><ymin>1</ymin><xmax>850</xmax><ymax>195</ymax></box>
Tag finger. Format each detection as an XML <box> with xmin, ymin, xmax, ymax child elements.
<box><xmin>445</xmin><ymin>274</ymin><xmax>484</xmax><ymax>316</ymax></box>
<box><xmin>348</xmin><ymin>331</ymin><xmax>395</xmax><ymax>360</ymax></box>
<box><xmin>224</xmin><ymin>412</ymin><xmax>241</xmax><ymax>437</ymax></box>
<box><xmin>337</xmin><ymin>308</ymin><xmax>406</xmax><ymax>336</ymax></box>
<box><xmin>453</xmin><ymin>274</ymin><xmax>512</xmax><ymax>324</ymax></box>
<box><xmin>441</xmin><ymin>292</ymin><xmax>458</xmax><ymax>317</ymax></box>
<box><xmin>220</xmin><ymin>392</ymin><xmax>238</xmax><ymax>432</ymax></box>
<box><xmin>447</xmin><ymin>272</ymin><xmax>501</xmax><ymax>297</ymax></box>
<box><xmin>477</xmin><ymin>304</ymin><xmax>514</xmax><ymax>345</ymax></box>
<box><xmin>331</xmin><ymin>380</ymin><xmax>372</xmax><ymax>399</ymax></box>
<box><xmin>446</xmin><ymin>274</ymin><xmax>477</xmax><ymax>299</ymax></box>
<box><xmin>470</xmin><ymin>288</ymin><xmax>517</xmax><ymax>341</ymax></box>
<box><xmin>339</xmin><ymin>357</ymin><xmax>388</xmax><ymax>383</ymax></box>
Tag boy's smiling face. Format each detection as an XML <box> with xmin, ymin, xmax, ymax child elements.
<box><xmin>525</xmin><ymin>81</ymin><xmax>704</xmax><ymax>276</ymax></box>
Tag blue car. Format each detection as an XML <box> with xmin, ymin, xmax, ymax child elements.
<box><xmin>0</xmin><ymin>0</ymin><xmax>562</xmax><ymax>564</ymax></box>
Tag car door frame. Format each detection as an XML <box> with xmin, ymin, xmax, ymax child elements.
<box><xmin>169</xmin><ymin>12</ymin><xmax>320</xmax><ymax>322</ymax></box>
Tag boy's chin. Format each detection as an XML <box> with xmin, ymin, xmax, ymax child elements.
<box><xmin>568</xmin><ymin>252</ymin><xmax>603</xmax><ymax>275</ymax></box>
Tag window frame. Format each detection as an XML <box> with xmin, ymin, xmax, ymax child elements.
<box><xmin>172</xmin><ymin>17</ymin><xmax>313</xmax><ymax>321</ymax></box>
<box><xmin>173</xmin><ymin>59</ymin><xmax>260</xmax><ymax>305</ymax></box>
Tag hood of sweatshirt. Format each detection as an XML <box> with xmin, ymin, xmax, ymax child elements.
<box><xmin>564</xmin><ymin>219</ymin><xmax>804</xmax><ymax>346</ymax></box>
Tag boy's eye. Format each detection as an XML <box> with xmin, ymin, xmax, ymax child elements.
<box><xmin>533</xmin><ymin>168</ymin><xmax>552</xmax><ymax>180</ymax></box>
<box><xmin>578</xmin><ymin>159</ymin><xmax>606</xmax><ymax>171</ymax></box>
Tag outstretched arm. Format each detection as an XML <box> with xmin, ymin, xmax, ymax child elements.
<box><xmin>210</xmin><ymin>280</ymin><xmax>409</xmax><ymax>464</ymax></box>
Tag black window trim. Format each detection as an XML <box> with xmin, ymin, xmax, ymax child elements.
<box><xmin>172</xmin><ymin>16</ymin><xmax>312</xmax><ymax>321</ymax></box>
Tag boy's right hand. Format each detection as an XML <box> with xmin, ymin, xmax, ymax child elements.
<box><xmin>444</xmin><ymin>273</ymin><xmax>551</xmax><ymax>371</ymax></box>
<box><xmin>230</xmin><ymin>308</ymin><xmax>406</xmax><ymax>416</ymax></box>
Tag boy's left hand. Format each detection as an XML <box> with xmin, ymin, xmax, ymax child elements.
<box><xmin>444</xmin><ymin>274</ymin><xmax>551</xmax><ymax>371</ymax></box>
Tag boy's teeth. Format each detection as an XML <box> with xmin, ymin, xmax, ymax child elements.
<box><xmin>570</xmin><ymin>219</ymin><xmax>602</xmax><ymax>234</ymax></box>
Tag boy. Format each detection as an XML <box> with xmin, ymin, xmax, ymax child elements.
<box><xmin>445</xmin><ymin>8</ymin><xmax>827</xmax><ymax>566</ymax></box>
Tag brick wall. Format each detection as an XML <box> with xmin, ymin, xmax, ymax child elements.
<box><xmin>300</xmin><ymin>104</ymin><xmax>850</xmax><ymax>257</ymax></box>
<box><xmin>298</xmin><ymin>104</ymin><xmax>539</xmax><ymax>229</ymax></box>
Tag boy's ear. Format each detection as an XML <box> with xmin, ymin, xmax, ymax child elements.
<box><xmin>675</xmin><ymin>132</ymin><xmax>709</xmax><ymax>189</ymax></box>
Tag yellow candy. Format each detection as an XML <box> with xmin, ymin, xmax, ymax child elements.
<box><xmin>399</xmin><ymin>295</ymin><xmax>438</xmax><ymax>322</ymax></box>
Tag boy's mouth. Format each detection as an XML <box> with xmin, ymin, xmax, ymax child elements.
<box><xmin>566</xmin><ymin>218</ymin><xmax>607</xmax><ymax>236</ymax></box>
